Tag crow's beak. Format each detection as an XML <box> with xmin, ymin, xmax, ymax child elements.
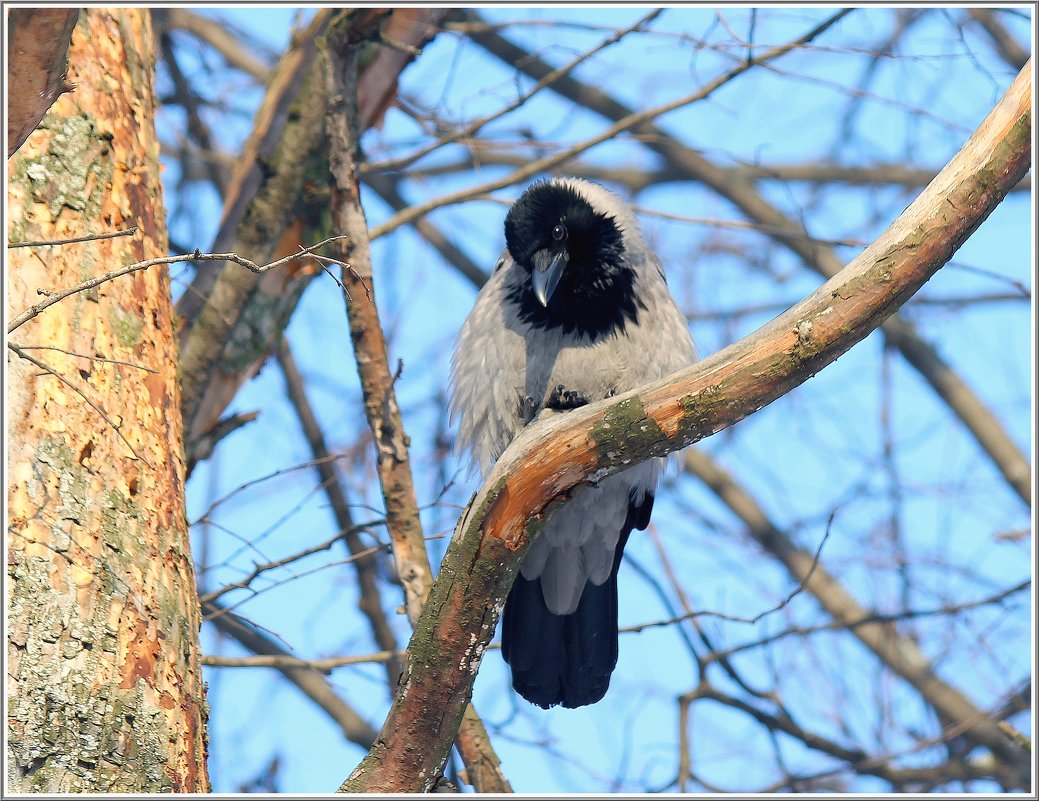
<box><xmin>532</xmin><ymin>249</ymin><xmax>568</xmax><ymax>307</ymax></box>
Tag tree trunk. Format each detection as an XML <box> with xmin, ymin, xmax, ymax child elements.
<box><xmin>6</xmin><ymin>9</ymin><xmax>209</xmax><ymax>792</ymax></box>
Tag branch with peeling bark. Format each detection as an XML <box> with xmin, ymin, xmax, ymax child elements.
<box><xmin>462</xmin><ymin>11</ymin><xmax>1033</xmax><ymax>508</ymax></box>
<box><xmin>175</xmin><ymin>8</ymin><xmax>449</xmax><ymax>453</ymax></box>
<box><xmin>340</xmin><ymin>62</ymin><xmax>1031</xmax><ymax>793</ymax></box>
<box><xmin>324</xmin><ymin>14</ymin><xmax>511</xmax><ymax>794</ymax></box>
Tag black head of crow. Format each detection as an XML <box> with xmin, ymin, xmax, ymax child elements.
<box><xmin>450</xmin><ymin>177</ymin><xmax>697</xmax><ymax>708</ymax></box>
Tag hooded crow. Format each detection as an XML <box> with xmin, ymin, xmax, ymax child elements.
<box><xmin>450</xmin><ymin>177</ymin><xmax>697</xmax><ymax>708</ymax></box>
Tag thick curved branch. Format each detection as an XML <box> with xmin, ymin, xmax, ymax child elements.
<box><xmin>340</xmin><ymin>63</ymin><xmax>1031</xmax><ymax>793</ymax></box>
<box><xmin>463</xmin><ymin>12</ymin><xmax>1033</xmax><ymax>507</ymax></box>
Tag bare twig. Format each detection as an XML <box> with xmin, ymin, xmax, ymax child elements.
<box><xmin>405</xmin><ymin>150</ymin><xmax>1032</xmax><ymax>193</ymax></box>
<box><xmin>154</xmin><ymin>10</ymin><xmax>234</xmax><ymax>194</ymax></box>
<box><xmin>363</xmin><ymin>10</ymin><xmax>663</xmax><ymax>176</ymax></box>
<box><xmin>185</xmin><ymin>411</ymin><xmax>260</xmax><ymax>474</ymax></box>
<box><xmin>162</xmin><ymin>8</ymin><xmax>273</xmax><ymax>82</ymax></box>
<box><xmin>198</xmin><ymin>520</ymin><xmax>385</xmax><ymax>607</ymax></box>
<box><xmin>363</xmin><ymin>173</ymin><xmax>488</xmax><ymax>287</ymax></box>
<box><xmin>694</xmin><ymin>579</ymin><xmax>1031</xmax><ymax>662</ymax></box>
<box><xmin>201</xmin><ymin>649</ymin><xmax>404</xmax><ymax>670</ymax></box>
<box><xmin>369</xmin><ymin>10</ymin><xmax>851</xmax><ymax>241</ymax></box>
<box><xmin>204</xmin><ymin>600</ymin><xmax>378</xmax><ymax>749</ymax></box>
<box><xmin>7</xmin><ymin>342</ymin><xmax>153</xmax><ymax>468</ymax></box>
<box><xmin>325</xmin><ymin>29</ymin><xmax>430</xmax><ymax>629</ymax></box>
<box><xmin>10</xmin><ymin>343</ymin><xmax>158</xmax><ymax>372</ymax></box>
<box><xmin>276</xmin><ymin>338</ymin><xmax>403</xmax><ymax>686</ymax></box>
<box><xmin>7</xmin><ymin>235</ymin><xmax>350</xmax><ymax>334</ymax></box>
<box><xmin>8</xmin><ymin>226</ymin><xmax>138</xmax><ymax>248</ymax></box>
<box><xmin>968</xmin><ymin>8</ymin><xmax>1030</xmax><ymax>71</ymax></box>
<box><xmin>684</xmin><ymin>446</ymin><xmax>1030</xmax><ymax>781</ymax></box>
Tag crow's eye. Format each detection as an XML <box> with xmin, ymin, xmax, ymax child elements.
<box><xmin>551</xmin><ymin>224</ymin><xmax>567</xmax><ymax>241</ymax></box>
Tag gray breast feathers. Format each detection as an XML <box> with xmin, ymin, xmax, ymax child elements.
<box><xmin>449</xmin><ymin>250</ymin><xmax>696</xmax><ymax>612</ymax></box>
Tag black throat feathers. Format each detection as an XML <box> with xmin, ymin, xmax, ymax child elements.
<box><xmin>504</xmin><ymin>181</ymin><xmax>644</xmax><ymax>339</ymax></box>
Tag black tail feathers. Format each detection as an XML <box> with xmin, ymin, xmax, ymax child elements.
<box><xmin>500</xmin><ymin>492</ymin><xmax>653</xmax><ymax>709</ymax></box>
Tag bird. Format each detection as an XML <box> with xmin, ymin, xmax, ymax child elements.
<box><xmin>449</xmin><ymin>177</ymin><xmax>697</xmax><ymax>709</ymax></box>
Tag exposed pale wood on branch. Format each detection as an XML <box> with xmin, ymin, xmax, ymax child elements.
<box><xmin>462</xmin><ymin>10</ymin><xmax>1032</xmax><ymax>507</ymax></box>
<box><xmin>324</xmin><ymin>15</ymin><xmax>511</xmax><ymax>794</ymax></box>
<box><xmin>339</xmin><ymin>60</ymin><xmax>1031</xmax><ymax>793</ymax></box>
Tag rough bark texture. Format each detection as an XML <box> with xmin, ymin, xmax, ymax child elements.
<box><xmin>6</xmin><ymin>9</ymin><xmax>209</xmax><ymax>792</ymax></box>
<box><xmin>340</xmin><ymin>62</ymin><xmax>1031</xmax><ymax>793</ymax></box>
<box><xmin>325</xmin><ymin>20</ymin><xmax>511</xmax><ymax>794</ymax></box>
<box><xmin>176</xmin><ymin>8</ymin><xmax>447</xmax><ymax>451</ymax></box>
<box><xmin>175</xmin><ymin>9</ymin><xmax>336</xmax><ymax>445</ymax></box>
<box><xmin>6</xmin><ymin>8</ymin><xmax>79</xmax><ymax>158</ymax></box>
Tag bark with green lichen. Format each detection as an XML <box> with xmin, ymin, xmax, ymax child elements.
<box><xmin>6</xmin><ymin>9</ymin><xmax>209</xmax><ymax>792</ymax></box>
<box><xmin>340</xmin><ymin>61</ymin><xmax>1031</xmax><ymax>794</ymax></box>
<box><xmin>175</xmin><ymin>8</ymin><xmax>448</xmax><ymax>454</ymax></box>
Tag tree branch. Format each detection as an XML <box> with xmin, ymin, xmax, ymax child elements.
<box><xmin>967</xmin><ymin>8</ymin><xmax>1030</xmax><ymax>71</ymax></box>
<box><xmin>339</xmin><ymin>61</ymin><xmax>1031</xmax><ymax>792</ymax></box>
<box><xmin>276</xmin><ymin>338</ymin><xmax>404</xmax><ymax>687</ymax></box>
<box><xmin>162</xmin><ymin>8</ymin><xmax>273</xmax><ymax>82</ymax></box>
<box><xmin>324</xmin><ymin>17</ymin><xmax>511</xmax><ymax>794</ymax></box>
<box><xmin>463</xmin><ymin>12</ymin><xmax>1033</xmax><ymax>508</ymax></box>
<box><xmin>368</xmin><ymin>10</ymin><xmax>850</xmax><ymax>241</ymax></box>
<box><xmin>7</xmin><ymin>235</ymin><xmax>349</xmax><ymax>334</ymax></box>
<box><xmin>203</xmin><ymin>601</ymin><xmax>378</xmax><ymax>749</ymax></box>
<box><xmin>683</xmin><ymin>448</ymin><xmax>1029</xmax><ymax>783</ymax></box>
<box><xmin>175</xmin><ymin>9</ymin><xmax>450</xmax><ymax>453</ymax></box>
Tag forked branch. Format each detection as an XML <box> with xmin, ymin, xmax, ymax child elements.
<box><xmin>340</xmin><ymin>62</ymin><xmax>1031</xmax><ymax>793</ymax></box>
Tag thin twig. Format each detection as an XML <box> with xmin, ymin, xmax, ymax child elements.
<box><xmin>369</xmin><ymin>10</ymin><xmax>850</xmax><ymax>241</ymax></box>
<box><xmin>7</xmin><ymin>342</ymin><xmax>153</xmax><ymax>468</ymax></box>
<box><xmin>624</xmin><ymin>514</ymin><xmax>833</xmax><ymax>632</ymax></box>
<box><xmin>9</xmin><ymin>343</ymin><xmax>159</xmax><ymax>373</ymax></box>
<box><xmin>8</xmin><ymin>234</ymin><xmax>351</xmax><ymax>334</ymax></box>
<box><xmin>201</xmin><ymin>649</ymin><xmax>405</xmax><ymax>670</ymax></box>
<box><xmin>363</xmin><ymin>10</ymin><xmax>663</xmax><ymax>176</ymax></box>
<box><xmin>698</xmin><ymin>579</ymin><xmax>1031</xmax><ymax>662</ymax></box>
<box><xmin>199</xmin><ymin>521</ymin><xmax>385</xmax><ymax>605</ymax></box>
<box><xmin>7</xmin><ymin>226</ymin><xmax>138</xmax><ymax>249</ymax></box>
<box><xmin>277</xmin><ymin>338</ymin><xmax>403</xmax><ymax>685</ymax></box>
